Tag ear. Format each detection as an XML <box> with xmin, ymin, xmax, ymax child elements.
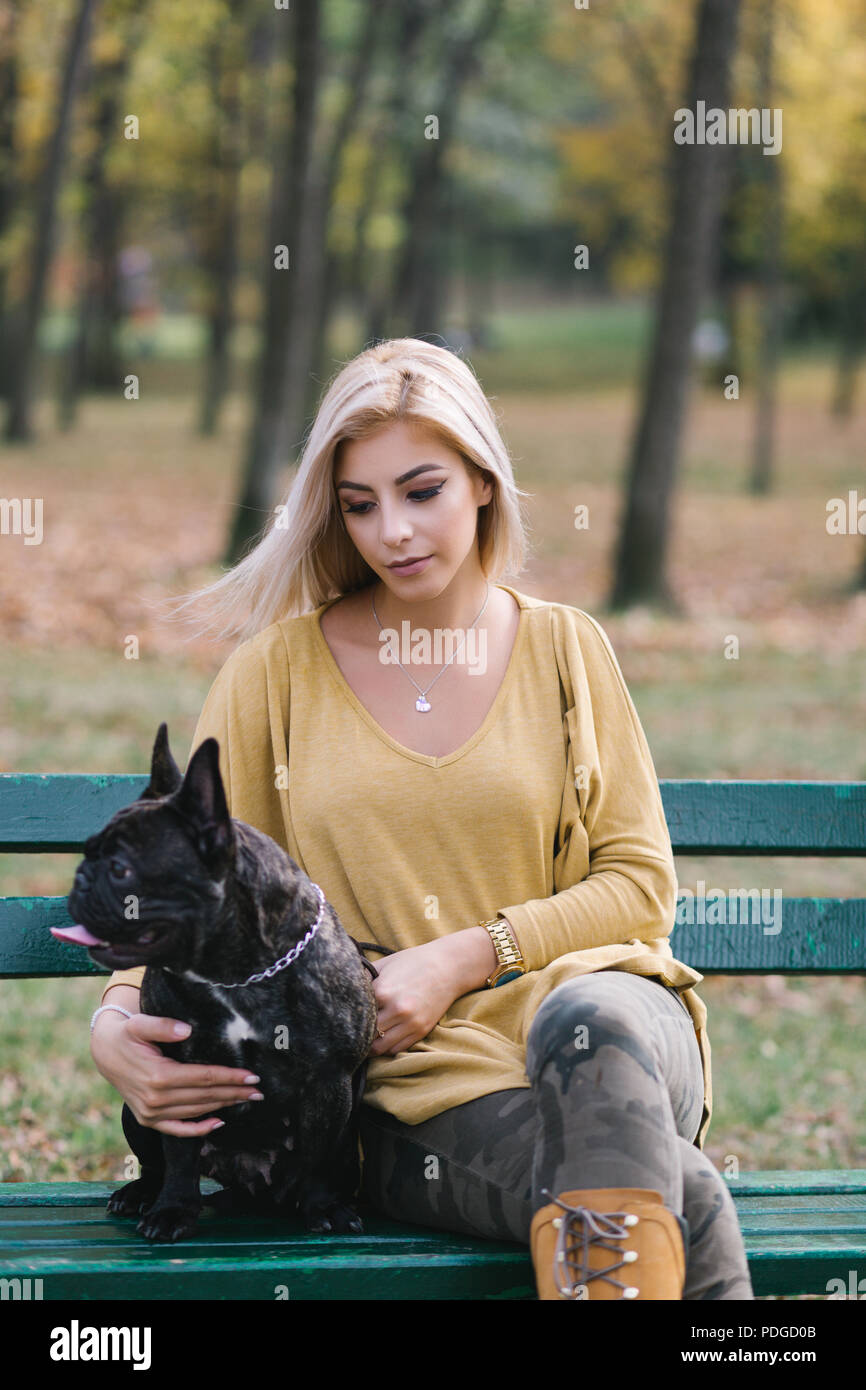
<box><xmin>174</xmin><ymin>737</ymin><xmax>234</xmax><ymax>866</ymax></box>
<box><xmin>140</xmin><ymin>723</ymin><xmax>184</xmax><ymax>800</ymax></box>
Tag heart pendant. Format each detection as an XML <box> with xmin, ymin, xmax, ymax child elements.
<box><xmin>415</xmin><ymin>697</ymin><xmax>431</xmax><ymax>712</ymax></box>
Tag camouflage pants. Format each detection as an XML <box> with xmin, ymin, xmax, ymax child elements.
<box><xmin>358</xmin><ymin>970</ymin><xmax>754</xmax><ymax>1299</ymax></box>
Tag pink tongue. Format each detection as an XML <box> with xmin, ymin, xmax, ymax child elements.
<box><xmin>51</xmin><ymin>924</ymin><xmax>106</xmax><ymax>947</ymax></box>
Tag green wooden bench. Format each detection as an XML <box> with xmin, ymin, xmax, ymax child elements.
<box><xmin>1</xmin><ymin>774</ymin><xmax>864</xmax><ymax>1299</ymax></box>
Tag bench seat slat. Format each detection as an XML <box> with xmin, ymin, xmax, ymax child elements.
<box><xmin>0</xmin><ymin>1180</ymin><xmax>863</xmax><ymax>1299</ymax></box>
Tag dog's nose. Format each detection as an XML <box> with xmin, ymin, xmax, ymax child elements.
<box><xmin>73</xmin><ymin>864</ymin><xmax>92</xmax><ymax>891</ymax></box>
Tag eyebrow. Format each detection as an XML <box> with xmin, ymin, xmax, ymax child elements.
<box><xmin>335</xmin><ymin>463</ymin><xmax>447</xmax><ymax>493</ymax></box>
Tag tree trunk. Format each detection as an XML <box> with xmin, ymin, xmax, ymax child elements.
<box><xmin>830</xmin><ymin>286</ymin><xmax>864</xmax><ymax>419</ymax></box>
<box><xmin>0</xmin><ymin>0</ymin><xmax>21</xmax><ymax>401</ymax></box>
<box><xmin>227</xmin><ymin>0</ymin><xmax>322</xmax><ymax>565</ymax></box>
<box><xmin>750</xmin><ymin>0</ymin><xmax>783</xmax><ymax>496</ymax></box>
<box><xmin>302</xmin><ymin>0</ymin><xmax>390</xmax><ymax>429</ymax></box>
<box><xmin>198</xmin><ymin>0</ymin><xmax>247</xmax><ymax>438</ymax></box>
<box><xmin>357</xmin><ymin>0</ymin><xmax>441</xmax><ymax>349</ymax></box>
<box><xmin>4</xmin><ymin>0</ymin><xmax>98</xmax><ymax>441</ymax></box>
<box><xmin>389</xmin><ymin>0</ymin><xmax>506</xmax><ymax>342</ymax></box>
<box><xmin>57</xmin><ymin>7</ymin><xmax>146</xmax><ymax>429</ymax></box>
<box><xmin>609</xmin><ymin>0</ymin><xmax>743</xmax><ymax>611</ymax></box>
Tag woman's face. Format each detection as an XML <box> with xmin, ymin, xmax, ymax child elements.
<box><xmin>333</xmin><ymin>419</ymin><xmax>493</xmax><ymax>595</ymax></box>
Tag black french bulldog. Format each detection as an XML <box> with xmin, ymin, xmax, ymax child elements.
<box><xmin>53</xmin><ymin>723</ymin><xmax>378</xmax><ymax>1243</ymax></box>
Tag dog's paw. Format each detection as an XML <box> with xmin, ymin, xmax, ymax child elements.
<box><xmin>302</xmin><ymin>1200</ymin><xmax>365</xmax><ymax>1235</ymax></box>
<box><xmin>136</xmin><ymin>1204</ymin><xmax>201</xmax><ymax>1243</ymax></box>
<box><xmin>107</xmin><ymin>1178</ymin><xmax>161</xmax><ymax>1219</ymax></box>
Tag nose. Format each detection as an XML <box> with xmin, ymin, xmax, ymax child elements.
<box><xmin>73</xmin><ymin>862</ymin><xmax>92</xmax><ymax>892</ymax></box>
<box><xmin>378</xmin><ymin>500</ymin><xmax>414</xmax><ymax>549</ymax></box>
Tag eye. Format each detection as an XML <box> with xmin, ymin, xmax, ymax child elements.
<box><xmin>109</xmin><ymin>859</ymin><xmax>132</xmax><ymax>880</ymax></box>
<box><xmin>343</xmin><ymin>484</ymin><xmax>444</xmax><ymax>516</ymax></box>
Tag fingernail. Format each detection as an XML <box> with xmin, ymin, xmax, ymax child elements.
<box><xmin>173</xmin><ymin>1022</ymin><xmax>191</xmax><ymax>1037</ymax></box>
<box><xmin>243</xmin><ymin>1074</ymin><xmax>260</xmax><ymax>1084</ymax></box>
<box><xmin>210</xmin><ymin>1120</ymin><xmax>225</xmax><ymax>1129</ymax></box>
<box><xmin>248</xmin><ymin>1092</ymin><xmax>264</xmax><ymax>1101</ymax></box>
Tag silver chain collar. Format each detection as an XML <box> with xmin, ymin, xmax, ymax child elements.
<box><xmin>205</xmin><ymin>882</ymin><xmax>326</xmax><ymax>989</ymax></box>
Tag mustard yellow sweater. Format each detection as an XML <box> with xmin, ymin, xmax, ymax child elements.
<box><xmin>103</xmin><ymin>584</ymin><xmax>712</xmax><ymax>1149</ymax></box>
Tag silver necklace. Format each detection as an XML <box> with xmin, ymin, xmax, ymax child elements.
<box><xmin>371</xmin><ymin>582</ymin><xmax>490</xmax><ymax>713</ymax></box>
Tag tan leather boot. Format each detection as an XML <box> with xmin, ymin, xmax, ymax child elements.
<box><xmin>530</xmin><ymin>1186</ymin><xmax>687</xmax><ymax>1300</ymax></box>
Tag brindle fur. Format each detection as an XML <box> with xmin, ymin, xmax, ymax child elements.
<box><xmin>68</xmin><ymin>723</ymin><xmax>377</xmax><ymax>1242</ymax></box>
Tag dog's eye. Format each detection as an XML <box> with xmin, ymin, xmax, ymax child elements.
<box><xmin>109</xmin><ymin>859</ymin><xmax>132</xmax><ymax>880</ymax></box>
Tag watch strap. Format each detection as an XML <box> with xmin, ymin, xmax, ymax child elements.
<box><xmin>480</xmin><ymin>916</ymin><xmax>525</xmax><ymax>987</ymax></box>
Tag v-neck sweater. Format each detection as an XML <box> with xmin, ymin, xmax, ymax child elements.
<box><xmin>102</xmin><ymin>584</ymin><xmax>713</xmax><ymax>1150</ymax></box>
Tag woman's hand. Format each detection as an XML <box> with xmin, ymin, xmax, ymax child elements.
<box><xmin>369</xmin><ymin>928</ymin><xmax>499</xmax><ymax>1057</ymax></box>
<box><xmin>91</xmin><ymin>989</ymin><xmax>265</xmax><ymax>1137</ymax></box>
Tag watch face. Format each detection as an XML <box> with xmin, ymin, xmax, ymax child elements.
<box><xmin>493</xmin><ymin>969</ymin><xmax>524</xmax><ymax>987</ymax></box>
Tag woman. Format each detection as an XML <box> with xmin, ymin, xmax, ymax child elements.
<box><xmin>90</xmin><ymin>338</ymin><xmax>754</xmax><ymax>1300</ymax></box>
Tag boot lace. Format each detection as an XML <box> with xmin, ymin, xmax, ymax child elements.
<box><xmin>539</xmin><ymin>1188</ymin><xmax>640</xmax><ymax>1299</ymax></box>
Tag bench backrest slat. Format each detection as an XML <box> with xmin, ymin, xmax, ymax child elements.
<box><xmin>1</xmin><ymin>894</ymin><xmax>864</xmax><ymax>977</ymax></box>
<box><xmin>1</xmin><ymin>777</ymin><xmax>865</xmax><ymax>854</ymax></box>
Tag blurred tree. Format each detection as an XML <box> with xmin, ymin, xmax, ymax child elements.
<box><xmin>197</xmin><ymin>0</ymin><xmax>249</xmax><ymax>437</ymax></box>
<box><xmin>302</xmin><ymin>0</ymin><xmax>391</xmax><ymax>428</ymax></box>
<box><xmin>778</xmin><ymin>0</ymin><xmax>866</xmax><ymax>418</ymax></box>
<box><xmin>227</xmin><ymin>0</ymin><xmax>322</xmax><ymax>563</ymax></box>
<box><xmin>57</xmin><ymin>0</ymin><xmax>150</xmax><ymax>430</ymax></box>
<box><xmin>4</xmin><ymin>0</ymin><xmax>98</xmax><ymax>442</ymax></box>
<box><xmin>750</xmin><ymin>0</ymin><xmax>783</xmax><ymax>496</ymax></box>
<box><xmin>388</xmin><ymin>0</ymin><xmax>507</xmax><ymax>342</ymax></box>
<box><xmin>610</xmin><ymin>0</ymin><xmax>743</xmax><ymax>612</ymax></box>
<box><xmin>356</xmin><ymin>0</ymin><xmax>441</xmax><ymax>351</ymax></box>
<box><xmin>0</xmin><ymin>0</ymin><xmax>22</xmax><ymax>403</ymax></box>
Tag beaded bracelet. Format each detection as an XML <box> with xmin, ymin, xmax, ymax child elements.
<box><xmin>90</xmin><ymin>1003</ymin><xmax>133</xmax><ymax>1033</ymax></box>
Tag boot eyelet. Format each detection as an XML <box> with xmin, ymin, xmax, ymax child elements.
<box><xmin>624</xmin><ymin>1214</ymin><xmax>639</xmax><ymax>1226</ymax></box>
<box><xmin>623</xmin><ymin>1286</ymin><xmax>639</xmax><ymax>1298</ymax></box>
<box><xmin>623</xmin><ymin>1250</ymin><xmax>638</xmax><ymax>1262</ymax></box>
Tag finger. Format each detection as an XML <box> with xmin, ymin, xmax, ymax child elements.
<box><xmin>127</xmin><ymin>1014</ymin><xmax>196</xmax><ymax>1043</ymax></box>
<box><xmin>371</xmin><ymin>1025</ymin><xmax>415</xmax><ymax>1057</ymax></box>
<box><xmin>149</xmin><ymin>1061</ymin><xmax>263</xmax><ymax>1088</ymax></box>
<box><xmin>141</xmin><ymin>1098</ymin><xmax>243</xmax><ymax>1121</ymax></box>
<box><xmin>151</xmin><ymin>1117</ymin><xmax>228</xmax><ymax>1137</ymax></box>
<box><xmin>146</xmin><ymin>1087</ymin><xmax>263</xmax><ymax>1109</ymax></box>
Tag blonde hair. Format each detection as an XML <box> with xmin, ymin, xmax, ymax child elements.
<box><xmin>164</xmin><ymin>338</ymin><xmax>534</xmax><ymax>644</ymax></box>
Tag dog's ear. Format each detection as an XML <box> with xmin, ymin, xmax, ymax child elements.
<box><xmin>140</xmin><ymin>722</ymin><xmax>184</xmax><ymax>800</ymax></box>
<box><xmin>174</xmin><ymin>737</ymin><xmax>234</xmax><ymax>867</ymax></box>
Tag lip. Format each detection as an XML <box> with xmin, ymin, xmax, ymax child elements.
<box><xmin>86</xmin><ymin>941</ymin><xmax>165</xmax><ymax>969</ymax></box>
<box><xmin>387</xmin><ymin>555</ymin><xmax>432</xmax><ymax>574</ymax></box>
<box><xmin>54</xmin><ymin>917</ymin><xmax>169</xmax><ymax>968</ymax></box>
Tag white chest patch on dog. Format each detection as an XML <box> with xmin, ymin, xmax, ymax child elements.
<box><xmin>216</xmin><ymin>992</ymin><xmax>259</xmax><ymax>1047</ymax></box>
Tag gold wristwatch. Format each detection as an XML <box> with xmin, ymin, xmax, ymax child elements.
<box><xmin>479</xmin><ymin>916</ymin><xmax>526</xmax><ymax>988</ymax></box>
